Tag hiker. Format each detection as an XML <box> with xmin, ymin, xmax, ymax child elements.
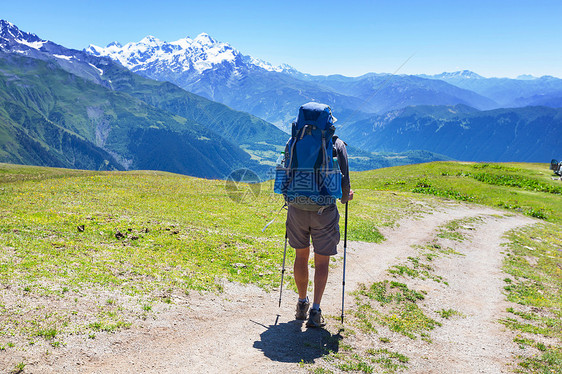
<box><xmin>276</xmin><ymin>102</ymin><xmax>353</xmax><ymax>328</ymax></box>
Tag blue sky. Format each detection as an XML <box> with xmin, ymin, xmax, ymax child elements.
<box><xmin>4</xmin><ymin>0</ymin><xmax>561</xmax><ymax>78</ymax></box>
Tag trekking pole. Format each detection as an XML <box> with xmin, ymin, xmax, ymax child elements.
<box><xmin>279</xmin><ymin>231</ymin><xmax>288</xmax><ymax>307</ymax></box>
<box><xmin>341</xmin><ymin>201</ymin><xmax>349</xmax><ymax>323</ymax></box>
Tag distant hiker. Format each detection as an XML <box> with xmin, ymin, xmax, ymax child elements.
<box><xmin>274</xmin><ymin>102</ymin><xmax>353</xmax><ymax>327</ymax></box>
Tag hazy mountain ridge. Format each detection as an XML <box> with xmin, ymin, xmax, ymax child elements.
<box><xmin>420</xmin><ymin>70</ymin><xmax>562</xmax><ymax>108</ymax></box>
<box><xmin>301</xmin><ymin>73</ymin><xmax>499</xmax><ymax>119</ymax></box>
<box><xmin>340</xmin><ymin>104</ymin><xmax>561</xmax><ymax>162</ymax></box>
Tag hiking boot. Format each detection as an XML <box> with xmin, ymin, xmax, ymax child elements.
<box><xmin>306</xmin><ymin>308</ymin><xmax>326</xmax><ymax>328</ymax></box>
<box><xmin>295</xmin><ymin>299</ymin><xmax>310</xmax><ymax>320</ymax></box>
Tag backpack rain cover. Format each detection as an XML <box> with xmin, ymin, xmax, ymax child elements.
<box><xmin>274</xmin><ymin>102</ymin><xmax>342</xmax><ymax>205</ymax></box>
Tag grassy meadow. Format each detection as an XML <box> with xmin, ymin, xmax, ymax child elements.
<box><xmin>1</xmin><ymin>160</ymin><xmax>561</xmax><ymax>373</ymax></box>
<box><xmin>0</xmin><ymin>162</ymin><xmax>425</xmax><ymax>352</ymax></box>
<box><xmin>352</xmin><ymin>161</ymin><xmax>562</xmax><ymax>223</ymax></box>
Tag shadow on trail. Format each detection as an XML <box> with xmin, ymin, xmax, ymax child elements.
<box><xmin>252</xmin><ymin>317</ymin><xmax>341</xmax><ymax>364</ymax></box>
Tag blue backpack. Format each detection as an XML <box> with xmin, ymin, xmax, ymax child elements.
<box><xmin>274</xmin><ymin>102</ymin><xmax>342</xmax><ymax>205</ymax></box>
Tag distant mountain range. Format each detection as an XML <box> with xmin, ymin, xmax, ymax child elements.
<box><xmin>84</xmin><ymin>30</ymin><xmax>560</xmax><ymax>163</ymax></box>
<box><xmin>0</xmin><ymin>20</ymin><xmax>559</xmax><ymax>178</ymax></box>
<box><xmin>87</xmin><ymin>35</ymin><xmax>562</xmax><ymax>132</ymax></box>
<box><xmin>1</xmin><ymin>20</ymin><xmax>446</xmax><ymax>177</ymax></box>
<box><xmin>86</xmin><ymin>35</ymin><xmax>372</xmax><ymax>131</ymax></box>
<box><xmin>419</xmin><ymin>70</ymin><xmax>562</xmax><ymax>108</ymax></box>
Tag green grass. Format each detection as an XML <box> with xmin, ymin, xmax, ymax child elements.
<box><xmin>0</xmin><ymin>165</ymin><xmax>286</xmax><ymax>348</ymax></box>
<box><xmin>325</xmin><ymin>347</ymin><xmax>409</xmax><ymax>374</ymax></box>
<box><xmin>367</xmin><ymin>348</ymin><xmax>409</xmax><ymax>372</ymax></box>
<box><xmin>13</xmin><ymin>362</ymin><xmax>26</xmax><ymax>374</ymax></box>
<box><xmin>0</xmin><ymin>163</ymin><xmax>422</xmax><ymax>350</ymax></box>
<box><xmin>353</xmin><ymin>281</ymin><xmax>440</xmax><ymax>341</ymax></box>
<box><xmin>502</xmin><ymin>223</ymin><xmax>562</xmax><ymax>373</ymax></box>
<box><xmin>436</xmin><ymin>309</ymin><xmax>464</xmax><ymax>319</ymax></box>
<box><xmin>352</xmin><ymin>162</ymin><xmax>562</xmax><ymax>223</ymax></box>
<box><xmin>388</xmin><ymin>256</ymin><xmax>446</xmax><ymax>284</ymax></box>
<box><xmin>436</xmin><ymin>216</ymin><xmax>482</xmax><ymax>242</ymax></box>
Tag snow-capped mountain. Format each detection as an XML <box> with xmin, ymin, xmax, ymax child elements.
<box><xmin>420</xmin><ymin>70</ymin><xmax>485</xmax><ymax>80</ymax></box>
<box><xmin>85</xmin><ymin>33</ymin><xmax>367</xmax><ymax>129</ymax></box>
<box><xmin>433</xmin><ymin>70</ymin><xmax>485</xmax><ymax>80</ymax></box>
<box><xmin>0</xmin><ymin>20</ymin><xmax>291</xmax><ymax>177</ymax></box>
<box><xmin>86</xmin><ymin>33</ymin><xmax>295</xmax><ymax>75</ymax></box>
<box><xmin>0</xmin><ymin>19</ymin><xmax>116</xmax><ymax>88</ymax></box>
<box><xmin>0</xmin><ymin>19</ymin><xmax>46</xmax><ymax>50</ymax></box>
<box><xmin>1</xmin><ymin>19</ymin><xmax>80</xmax><ymax>59</ymax></box>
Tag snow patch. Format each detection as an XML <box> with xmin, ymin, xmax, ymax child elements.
<box><xmin>16</xmin><ymin>38</ymin><xmax>45</xmax><ymax>50</ymax></box>
<box><xmin>53</xmin><ymin>54</ymin><xmax>73</xmax><ymax>61</ymax></box>
<box><xmin>88</xmin><ymin>63</ymin><xmax>104</xmax><ymax>76</ymax></box>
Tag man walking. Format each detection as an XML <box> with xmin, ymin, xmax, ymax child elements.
<box><xmin>281</xmin><ymin>103</ymin><xmax>353</xmax><ymax>328</ymax></box>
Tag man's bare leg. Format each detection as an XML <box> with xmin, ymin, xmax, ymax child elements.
<box><xmin>313</xmin><ymin>253</ymin><xmax>330</xmax><ymax>306</ymax></box>
<box><xmin>294</xmin><ymin>247</ymin><xmax>310</xmax><ymax>300</ymax></box>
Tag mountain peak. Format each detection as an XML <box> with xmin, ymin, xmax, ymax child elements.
<box><xmin>438</xmin><ymin>70</ymin><xmax>483</xmax><ymax>79</ymax></box>
<box><xmin>0</xmin><ymin>19</ymin><xmax>45</xmax><ymax>49</ymax></box>
<box><xmin>139</xmin><ymin>35</ymin><xmax>162</xmax><ymax>46</ymax></box>
<box><xmin>0</xmin><ymin>19</ymin><xmax>15</xmax><ymax>29</ymax></box>
<box><xmin>106</xmin><ymin>41</ymin><xmax>122</xmax><ymax>48</ymax></box>
<box><xmin>193</xmin><ymin>33</ymin><xmax>217</xmax><ymax>46</ymax></box>
<box><xmin>516</xmin><ymin>74</ymin><xmax>538</xmax><ymax>80</ymax></box>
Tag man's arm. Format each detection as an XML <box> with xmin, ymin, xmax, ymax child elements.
<box><xmin>334</xmin><ymin>138</ymin><xmax>353</xmax><ymax>203</ymax></box>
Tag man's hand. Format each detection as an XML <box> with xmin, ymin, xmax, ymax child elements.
<box><xmin>341</xmin><ymin>189</ymin><xmax>354</xmax><ymax>204</ymax></box>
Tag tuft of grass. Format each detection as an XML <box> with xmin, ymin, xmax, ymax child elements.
<box><xmin>388</xmin><ymin>256</ymin><xmax>446</xmax><ymax>284</ymax></box>
<box><xmin>411</xmin><ymin>179</ymin><xmax>475</xmax><ymax>202</ymax></box>
<box><xmin>335</xmin><ymin>354</ymin><xmax>375</xmax><ymax>373</ymax></box>
<box><xmin>517</xmin><ymin>348</ymin><xmax>562</xmax><ymax>373</ymax></box>
<box><xmin>436</xmin><ymin>309</ymin><xmax>464</xmax><ymax>319</ymax></box>
<box><xmin>436</xmin><ymin>216</ymin><xmax>482</xmax><ymax>242</ymax></box>
<box><xmin>12</xmin><ymin>362</ymin><xmax>26</xmax><ymax>374</ymax></box>
<box><xmin>327</xmin><ymin>348</ymin><xmax>409</xmax><ymax>374</ymax></box>
<box><xmin>88</xmin><ymin>320</ymin><xmax>131</xmax><ymax>333</ymax></box>
<box><xmin>35</xmin><ymin>328</ymin><xmax>58</xmax><ymax>340</ymax></box>
<box><xmin>416</xmin><ymin>242</ymin><xmax>464</xmax><ymax>259</ymax></box>
<box><xmin>367</xmin><ymin>348</ymin><xmax>409</xmax><ymax>371</ymax></box>
<box><xmin>353</xmin><ymin>281</ymin><xmax>439</xmax><ymax>340</ymax></box>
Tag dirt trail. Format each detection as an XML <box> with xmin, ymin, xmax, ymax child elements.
<box><xmin>32</xmin><ymin>203</ymin><xmax>535</xmax><ymax>373</ymax></box>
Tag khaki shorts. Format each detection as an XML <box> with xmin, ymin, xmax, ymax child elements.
<box><xmin>286</xmin><ymin>204</ymin><xmax>340</xmax><ymax>256</ymax></box>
